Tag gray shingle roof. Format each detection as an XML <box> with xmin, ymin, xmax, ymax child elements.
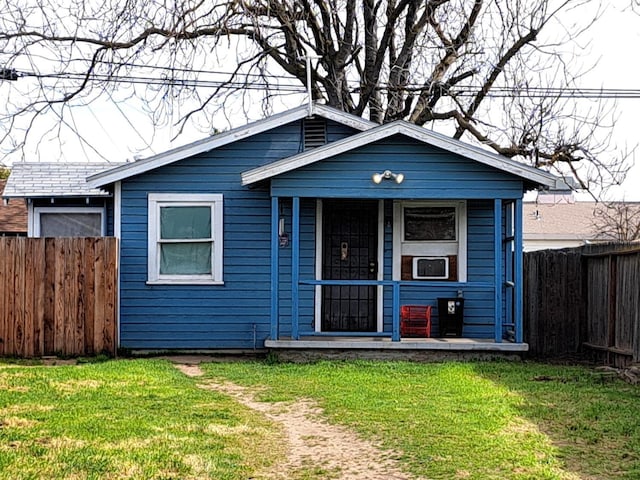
<box><xmin>524</xmin><ymin>201</ymin><xmax>600</xmax><ymax>240</ymax></box>
<box><xmin>2</xmin><ymin>162</ymin><xmax>122</xmax><ymax>198</ymax></box>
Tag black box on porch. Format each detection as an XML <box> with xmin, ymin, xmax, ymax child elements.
<box><xmin>437</xmin><ymin>298</ymin><xmax>465</xmax><ymax>337</ymax></box>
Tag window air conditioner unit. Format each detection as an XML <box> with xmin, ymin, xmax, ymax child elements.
<box><xmin>412</xmin><ymin>257</ymin><xmax>449</xmax><ymax>280</ymax></box>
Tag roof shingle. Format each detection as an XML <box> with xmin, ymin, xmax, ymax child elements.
<box><xmin>2</xmin><ymin>162</ymin><xmax>121</xmax><ymax>198</ymax></box>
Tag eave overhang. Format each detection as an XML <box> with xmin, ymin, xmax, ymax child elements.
<box><xmin>241</xmin><ymin>120</ymin><xmax>566</xmax><ymax>190</ymax></box>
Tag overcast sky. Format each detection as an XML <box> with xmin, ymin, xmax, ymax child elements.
<box><xmin>576</xmin><ymin>4</ymin><xmax>640</xmax><ymax>200</ymax></box>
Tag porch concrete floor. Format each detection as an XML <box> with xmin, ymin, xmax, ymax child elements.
<box><xmin>265</xmin><ymin>337</ymin><xmax>528</xmax><ymax>352</ymax></box>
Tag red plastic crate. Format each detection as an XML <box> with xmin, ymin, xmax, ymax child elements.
<box><xmin>400</xmin><ymin>305</ymin><xmax>432</xmax><ymax>338</ymax></box>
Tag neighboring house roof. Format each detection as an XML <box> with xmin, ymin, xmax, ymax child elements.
<box><xmin>525</xmin><ymin>197</ymin><xmax>640</xmax><ymax>246</ymax></box>
<box><xmin>3</xmin><ymin>162</ymin><xmax>120</xmax><ymax>198</ymax></box>
<box><xmin>240</xmin><ymin>119</ymin><xmax>565</xmax><ymax>190</ymax></box>
<box><xmin>88</xmin><ymin>104</ymin><xmax>377</xmax><ymax>187</ymax></box>
<box><xmin>524</xmin><ymin>200</ymin><xmax>602</xmax><ymax>242</ymax></box>
<box><xmin>0</xmin><ymin>179</ymin><xmax>27</xmax><ymax>234</ymax></box>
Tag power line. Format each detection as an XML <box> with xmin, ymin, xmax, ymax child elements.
<box><xmin>5</xmin><ymin>66</ymin><xmax>640</xmax><ymax>99</ymax></box>
<box><xmin>28</xmin><ymin>72</ymin><xmax>308</xmax><ymax>92</ymax></box>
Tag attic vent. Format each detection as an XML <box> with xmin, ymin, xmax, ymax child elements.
<box><xmin>303</xmin><ymin>117</ymin><xmax>327</xmax><ymax>150</ymax></box>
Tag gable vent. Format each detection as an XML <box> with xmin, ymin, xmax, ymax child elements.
<box><xmin>303</xmin><ymin>117</ymin><xmax>327</xmax><ymax>150</ymax></box>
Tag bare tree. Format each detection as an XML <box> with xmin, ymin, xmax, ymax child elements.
<box><xmin>0</xmin><ymin>0</ymin><xmax>630</xmax><ymax>191</ymax></box>
<box><xmin>593</xmin><ymin>202</ymin><xmax>640</xmax><ymax>242</ymax></box>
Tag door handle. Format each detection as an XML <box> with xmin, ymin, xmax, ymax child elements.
<box><xmin>369</xmin><ymin>261</ymin><xmax>377</xmax><ymax>274</ymax></box>
<box><xmin>341</xmin><ymin>242</ymin><xmax>348</xmax><ymax>261</ymax></box>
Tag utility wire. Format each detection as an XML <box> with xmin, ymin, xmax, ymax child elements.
<box><xmin>6</xmin><ymin>66</ymin><xmax>640</xmax><ymax>99</ymax></box>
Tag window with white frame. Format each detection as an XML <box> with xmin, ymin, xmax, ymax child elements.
<box><xmin>32</xmin><ymin>207</ymin><xmax>105</xmax><ymax>237</ymax></box>
<box><xmin>404</xmin><ymin>206</ymin><xmax>457</xmax><ymax>241</ymax></box>
<box><xmin>393</xmin><ymin>201</ymin><xmax>467</xmax><ymax>282</ymax></box>
<box><xmin>148</xmin><ymin>193</ymin><xmax>223</xmax><ymax>284</ymax></box>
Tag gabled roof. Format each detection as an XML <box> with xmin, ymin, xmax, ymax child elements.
<box><xmin>3</xmin><ymin>162</ymin><xmax>120</xmax><ymax>198</ymax></box>
<box><xmin>241</xmin><ymin>120</ymin><xmax>566</xmax><ymax>190</ymax></box>
<box><xmin>88</xmin><ymin>104</ymin><xmax>377</xmax><ymax>187</ymax></box>
<box><xmin>0</xmin><ymin>179</ymin><xmax>27</xmax><ymax>234</ymax></box>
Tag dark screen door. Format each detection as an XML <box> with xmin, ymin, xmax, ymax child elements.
<box><xmin>321</xmin><ymin>200</ymin><xmax>378</xmax><ymax>332</ymax></box>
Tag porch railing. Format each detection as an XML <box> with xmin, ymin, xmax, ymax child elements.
<box><xmin>299</xmin><ymin>279</ymin><xmax>402</xmax><ymax>341</ymax></box>
<box><xmin>285</xmin><ymin>279</ymin><xmax>497</xmax><ymax>342</ymax></box>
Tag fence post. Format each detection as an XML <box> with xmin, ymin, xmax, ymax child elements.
<box><xmin>607</xmin><ymin>254</ymin><xmax>617</xmax><ymax>362</ymax></box>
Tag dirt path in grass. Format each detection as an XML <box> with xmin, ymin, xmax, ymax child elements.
<box><xmin>173</xmin><ymin>360</ymin><xmax>416</xmax><ymax>480</ymax></box>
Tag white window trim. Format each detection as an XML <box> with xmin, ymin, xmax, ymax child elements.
<box><xmin>114</xmin><ymin>182</ymin><xmax>121</xmax><ymax>349</ymax></box>
<box><xmin>147</xmin><ymin>193</ymin><xmax>223</xmax><ymax>285</ymax></box>
<box><xmin>32</xmin><ymin>206</ymin><xmax>106</xmax><ymax>237</ymax></box>
<box><xmin>393</xmin><ymin>200</ymin><xmax>467</xmax><ymax>282</ymax></box>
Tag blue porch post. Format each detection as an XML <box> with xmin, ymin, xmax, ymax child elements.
<box><xmin>291</xmin><ymin>197</ymin><xmax>300</xmax><ymax>340</ymax></box>
<box><xmin>270</xmin><ymin>196</ymin><xmax>280</xmax><ymax>340</ymax></box>
<box><xmin>514</xmin><ymin>197</ymin><xmax>524</xmax><ymax>343</ymax></box>
<box><xmin>494</xmin><ymin>199</ymin><xmax>503</xmax><ymax>342</ymax></box>
<box><xmin>392</xmin><ymin>282</ymin><xmax>400</xmax><ymax>341</ymax></box>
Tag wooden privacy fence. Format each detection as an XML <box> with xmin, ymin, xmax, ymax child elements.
<box><xmin>582</xmin><ymin>245</ymin><xmax>640</xmax><ymax>365</ymax></box>
<box><xmin>524</xmin><ymin>248</ymin><xmax>584</xmax><ymax>359</ymax></box>
<box><xmin>0</xmin><ymin>237</ymin><xmax>117</xmax><ymax>357</ymax></box>
<box><xmin>525</xmin><ymin>243</ymin><xmax>640</xmax><ymax>365</ymax></box>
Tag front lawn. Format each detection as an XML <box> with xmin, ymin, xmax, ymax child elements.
<box><xmin>1</xmin><ymin>359</ymin><xmax>638</xmax><ymax>479</ymax></box>
<box><xmin>0</xmin><ymin>359</ymin><xmax>282</xmax><ymax>480</ymax></box>
<box><xmin>203</xmin><ymin>360</ymin><xmax>640</xmax><ymax>480</ymax></box>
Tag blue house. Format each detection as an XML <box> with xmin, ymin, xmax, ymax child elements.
<box><xmin>4</xmin><ymin>104</ymin><xmax>567</xmax><ymax>355</ymax></box>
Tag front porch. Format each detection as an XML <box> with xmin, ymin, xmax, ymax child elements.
<box><xmin>265</xmin><ymin>336</ymin><xmax>527</xmax><ymax>362</ymax></box>
<box><xmin>266</xmin><ymin>336</ymin><xmax>528</xmax><ymax>352</ymax></box>
<box><xmin>268</xmin><ymin>196</ymin><xmax>525</xmax><ymax>350</ymax></box>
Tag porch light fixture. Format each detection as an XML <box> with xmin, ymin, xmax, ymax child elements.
<box><xmin>372</xmin><ymin>170</ymin><xmax>404</xmax><ymax>184</ymax></box>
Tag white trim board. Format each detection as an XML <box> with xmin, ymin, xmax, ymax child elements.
<box><xmin>114</xmin><ymin>181</ymin><xmax>122</xmax><ymax>348</ymax></box>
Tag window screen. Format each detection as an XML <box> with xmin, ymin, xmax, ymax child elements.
<box><xmin>158</xmin><ymin>206</ymin><xmax>213</xmax><ymax>275</ymax></box>
<box><xmin>404</xmin><ymin>207</ymin><xmax>456</xmax><ymax>241</ymax></box>
<box><xmin>39</xmin><ymin>212</ymin><xmax>102</xmax><ymax>237</ymax></box>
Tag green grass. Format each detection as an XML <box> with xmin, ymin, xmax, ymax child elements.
<box><xmin>2</xmin><ymin>359</ymin><xmax>638</xmax><ymax>479</ymax></box>
<box><xmin>0</xmin><ymin>359</ymin><xmax>283</xmax><ymax>480</ymax></box>
<box><xmin>201</xmin><ymin>360</ymin><xmax>640</xmax><ymax>480</ymax></box>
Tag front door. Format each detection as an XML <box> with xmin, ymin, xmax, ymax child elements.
<box><xmin>321</xmin><ymin>200</ymin><xmax>378</xmax><ymax>332</ymax></box>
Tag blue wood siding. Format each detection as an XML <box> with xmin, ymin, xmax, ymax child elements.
<box><xmin>118</xmin><ymin>122</ymin><xmax>522</xmax><ymax>348</ymax></box>
<box><xmin>271</xmin><ymin>135</ymin><xmax>524</xmax><ymax>199</ymax></box>
<box><xmin>119</xmin><ymin>120</ymin><xmax>359</xmax><ymax>349</ymax></box>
